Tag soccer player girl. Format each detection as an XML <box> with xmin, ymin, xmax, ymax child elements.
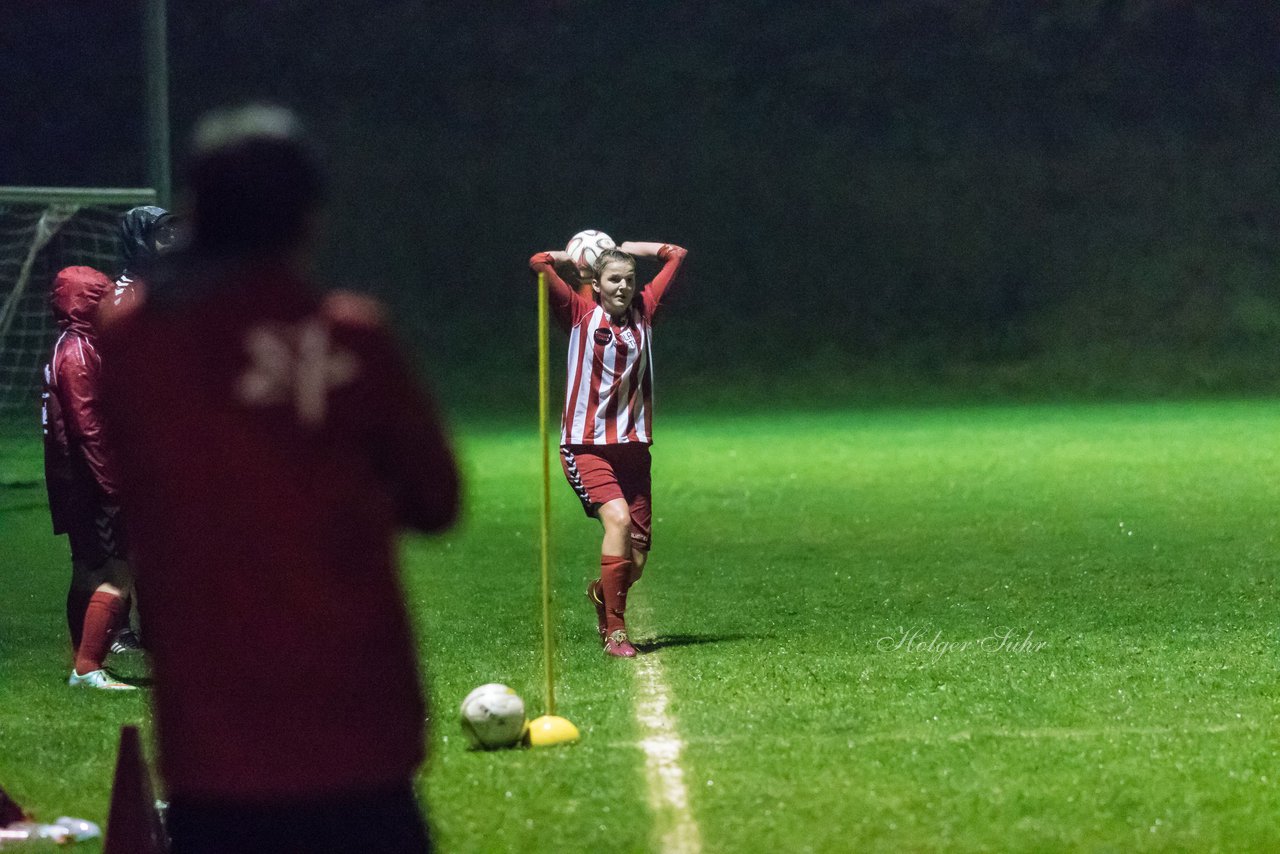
<box><xmin>528</xmin><ymin>239</ymin><xmax>687</xmax><ymax>657</ymax></box>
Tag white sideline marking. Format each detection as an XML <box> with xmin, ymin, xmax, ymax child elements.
<box><xmin>633</xmin><ymin>651</ymin><xmax>702</xmax><ymax>854</ymax></box>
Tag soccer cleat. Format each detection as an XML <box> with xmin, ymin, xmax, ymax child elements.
<box><xmin>603</xmin><ymin>629</ymin><xmax>637</xmax><ymax>658</ymax></box>
<box><xmin>586</xmin><ymin>580</ymin><xmax>607</xmax><ymax>639</ymax></box>
<box><xmin>68</xmin><ymin>669</ymin><xmax>137</xmax><ymax>691</ymax></box>
<box><xmin>109</xmin><ymin>628</ymin><xmax>144</xmax><ymax>656</ymax></box>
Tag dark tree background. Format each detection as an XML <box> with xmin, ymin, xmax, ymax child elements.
<box><xmin>5</xmin><ymin>1</ymin><xmax>1280</xmax><ymax>407</ymax></box>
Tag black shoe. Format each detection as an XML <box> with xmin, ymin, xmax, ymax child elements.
<box><xmin>109</xmin><ymin>628</ymin><xmax>144</xmax><ymax>655</ymax></box>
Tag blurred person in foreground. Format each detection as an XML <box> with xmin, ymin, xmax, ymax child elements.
<box><xmin>99</xmin><ymin>104</ymin><xmax>460</xmax><ymax>854</ymax></box>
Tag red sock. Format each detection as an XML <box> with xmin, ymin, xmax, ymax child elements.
<box><xmin>75</xmin><ymin>591</ymin><xmax>123</xmax><ymax>675</ymax></box>
<box><xmin>66</xmin><ymin>589</ymin><xmax>92</xmax><ymax>652</ymax></box>
<box><xmin>600</xmin><ymin>554</ymin><xmax>634</xmax><ymax>635</ymax></box>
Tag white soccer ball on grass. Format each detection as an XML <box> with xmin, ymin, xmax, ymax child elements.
<box><xmin>460</xmin><ymin>683</ymin><xmax>527</xmax><ymax>750</ymax></box>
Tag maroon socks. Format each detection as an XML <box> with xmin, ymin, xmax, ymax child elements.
<box><xmin>599</xmin><ymin>554</ymin><xmax>635</xmax><ymax>635</ymax></box>
<box><xmin>74</xmin><ymin>591</ymin><xmax>123</xmax><ymax>675</ymax></box>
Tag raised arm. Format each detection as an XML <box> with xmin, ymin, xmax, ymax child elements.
<box><xmin>618</xmin><ymin>242</ymin><xmax>668</xmax><ymax>258</ymax></box>
<box><xmin>529</xmin><ymin>251</ymin><xmax>592</xmax><ymax>329</ymax></box>
<box><xmin>633</xmin><ymin>243</ymin><xmax>687</xmax><ymax>317</ymax></box>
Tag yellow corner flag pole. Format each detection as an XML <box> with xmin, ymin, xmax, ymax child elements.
<box><xmin>537</xmin><ymin>271</ymin><xmax>555</xmax><ymax>715</ymax></box>
<box><xmin>530</xmin><ymin>271</ymin><xmax>580</xmax><ymax>748</ymax></box>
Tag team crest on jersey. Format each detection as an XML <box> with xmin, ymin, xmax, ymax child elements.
<box><xmin>594</xmin><ymin>327</ymin><xmax>613</xmax><ymax>346</ymax></box>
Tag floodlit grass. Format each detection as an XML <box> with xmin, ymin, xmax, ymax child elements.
<box><xmin>0</xmin><ymin>431</ymin><xmax>150</xmax><ymax>853</ymax></box>
<box><xmin>2</xmin><ymin>401</ymin><xmax>1279</xmax><ymax>852</ymax></box>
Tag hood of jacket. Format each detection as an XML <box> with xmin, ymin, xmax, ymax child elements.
<box><xmin>119</xmin><ymin>205</ymin><xmax>169</xmax><ymax>275</ymax></box>
<box><xmin>51</xmin><ymin>266</ymin><xmax>113</xmax><ymax>335</ymax></box>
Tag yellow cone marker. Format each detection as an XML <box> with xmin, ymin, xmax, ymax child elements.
<box><xmin>526</xmin><ymin>715</ymin><xmax>580</xmax><ymax>748</ymax></box>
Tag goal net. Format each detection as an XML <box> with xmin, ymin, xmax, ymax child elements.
<box><xmin>0</xmin><ymin>187</ymin><xmax>156</xmax><ymax>419</ymax></box>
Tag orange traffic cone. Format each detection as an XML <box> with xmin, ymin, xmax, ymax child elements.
<box><xmin>104</xmin><ymin>725</ymin><xmax>166</xmax><ymax>854</ymax></box>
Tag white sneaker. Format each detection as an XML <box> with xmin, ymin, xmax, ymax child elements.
<box><xmin>68</xmin><ymin>669</ymin><xmax>136</xmax><ymax>691</ymax></box>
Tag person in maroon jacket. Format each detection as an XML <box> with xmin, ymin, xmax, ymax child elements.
<box><xmin>100</xmin><ymin>105</ymin><xmax>460</xmax><ymax>854</ymax></box>
<box><xmin>42</xmin><ymin>265</ymin><xmax>137</xmax><ymax>690</ymax></box>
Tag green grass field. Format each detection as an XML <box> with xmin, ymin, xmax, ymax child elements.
<box><xmin>2</xmin><ymin>400</ymin><xmax>1278</xmax><ymax>852</ymax></box>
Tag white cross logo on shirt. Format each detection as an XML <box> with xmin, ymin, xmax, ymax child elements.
<box><xmin>236</xmin><ymin>319</ymin><xmax>358</xmax><ymax>425</ymax></box>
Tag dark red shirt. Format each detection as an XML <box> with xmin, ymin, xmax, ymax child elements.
<box><xmin>100</xmin><ymin>260</ymin><xmax>460</xmax><ymax>801</ymax></box>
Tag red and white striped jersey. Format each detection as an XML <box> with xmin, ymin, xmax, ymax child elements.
<box><xmin>529</xmin><ymin>245</ymin><xmax>687</xmax><ymax>446</ymax></box>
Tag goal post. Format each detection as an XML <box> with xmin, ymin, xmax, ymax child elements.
<box><xmin>0</xmin><ymin>186</ymin><xmax>157</xmax><ymax>418</ymax></box>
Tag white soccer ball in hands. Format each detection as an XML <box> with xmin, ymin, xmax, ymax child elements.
<box><xmin>565</xmin><ymin>229</ymin><xmax>615</xmax><ymax>272</ymax></box>
<box><xmin>460</xmin><ymin>683</ymin><xmax>527</xmax><ymax>750</ymax></box>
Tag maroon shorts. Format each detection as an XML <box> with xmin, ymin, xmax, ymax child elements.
<box><xmin>560</xmin><ymin>443</ymin><xmax>652</xmax><ymax>551</ymax></box>
<box><xmin>65</xmin><ymin>503</ymin><xmax>127</xmax><ymax>566</ymax></box>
